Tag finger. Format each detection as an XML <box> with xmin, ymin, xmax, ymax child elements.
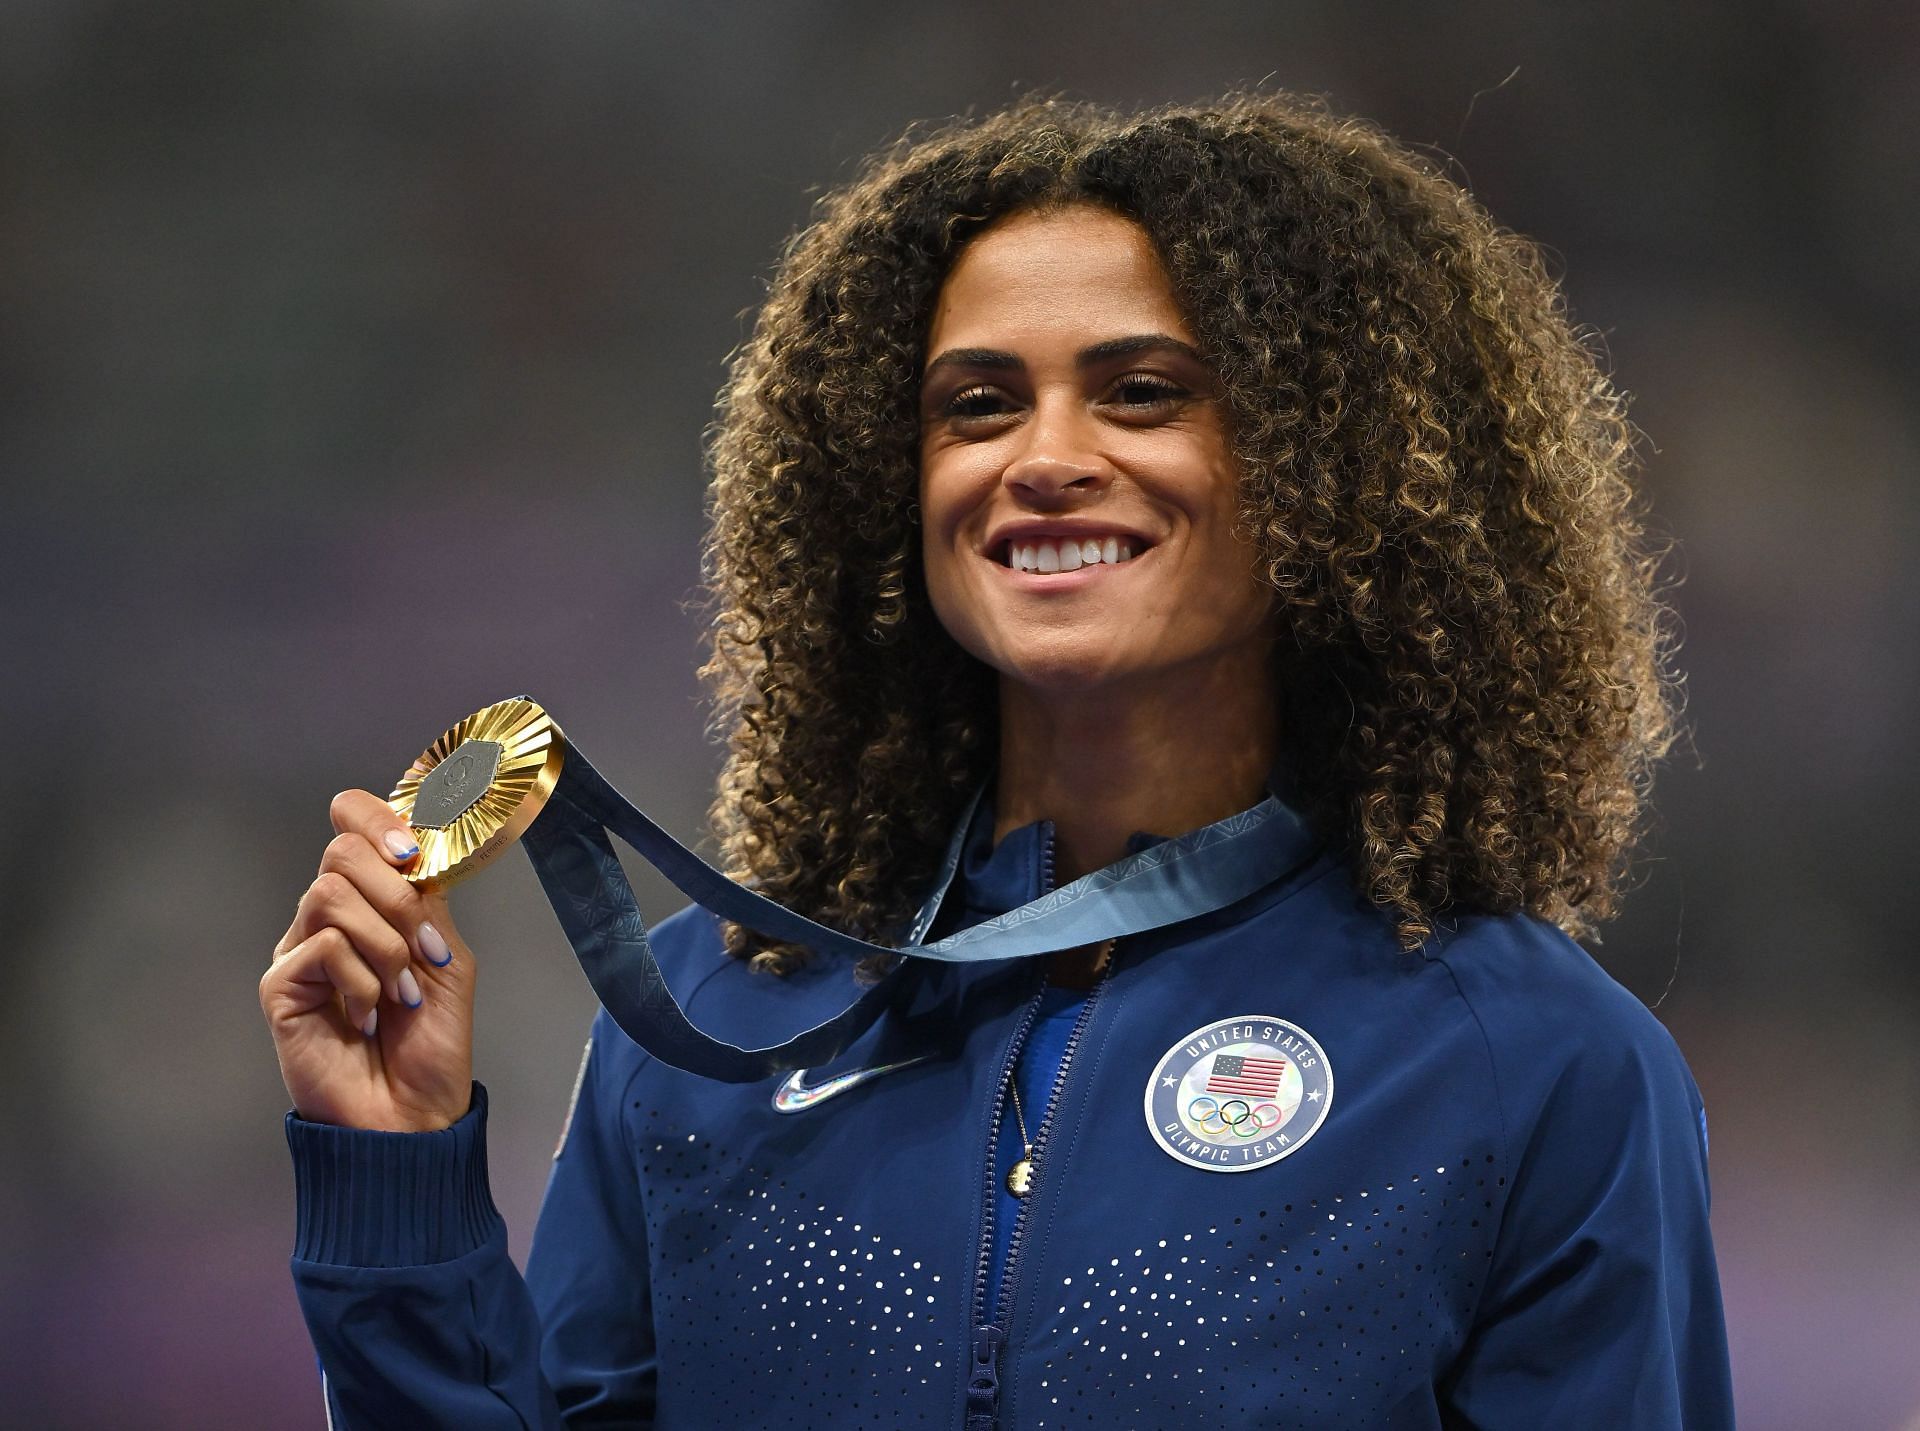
<box><xmin>287</xmin><ymin>867</ymin><xmax>422</xmax><ymax>1009</ymax></box>
<box><xmin>272</xmin><ymin>907</ymin><xmax>301</xmax><ymax>962</ymax></box>
<box><xmin>314</xmin><ymin>830</ymin><xmax>460</xmax><ymax>979</ymax></box>
<box><xmin>329</xmin><ymin>788</ymin><xmax>420</xmax><ymax>868</ymax></box>
<box><xmin>272</xmin><ymin>883</ymin><xmax>324</xmax><ymax>960</ymax></box>
<box><xmin>261</xmin><ymin>925</ymin><xmax>384</xmax><ymax>1037</ymax></box>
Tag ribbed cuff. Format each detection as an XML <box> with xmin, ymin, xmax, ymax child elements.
<box><xmin>285</xmin><ymin>1081</ymin><xmax>503</xmax><ymax>1267</ymax></box>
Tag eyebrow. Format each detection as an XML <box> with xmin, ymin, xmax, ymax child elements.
<box><xmin>922</xmin><ymin>332</ymin><xmax>1206</xmax><ymax>377</ymax></box>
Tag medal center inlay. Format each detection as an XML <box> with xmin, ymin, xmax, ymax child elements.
<box><xmin>411</xmin><ymin>739</ymin><xmax>503</xmax><ymax>829</ymax></box>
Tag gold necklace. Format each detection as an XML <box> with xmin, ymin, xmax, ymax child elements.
<box><xmin>1003</xmin><ymin>939</ymin><xmax>1114</xmax><ymax>1200</ymax></box>
<box><xmin>1005</xmin><ymin>1080</ymin><xmax>1035</xmax><ymax>1197</ymax></box>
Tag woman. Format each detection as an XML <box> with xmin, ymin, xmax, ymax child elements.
<box><xmin>263</xmin><ymin>94</ymin><xmax>1733</xmax><ymax>1428</ymax></box>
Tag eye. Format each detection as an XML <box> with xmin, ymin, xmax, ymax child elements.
<box><xmin>1105</xmin><ymin>374</ymin><xmax>1190</xmax><ymax>412</ymax></box>
<box><xmin>942</xmin><ymin>383</ymin><xmax>1019</xmax><ymax>421</ymax></box>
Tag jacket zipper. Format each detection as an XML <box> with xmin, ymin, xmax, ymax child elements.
<box><xmin>965</xmin><ymin>967</ymin><xmax>1044</xmax><ymax>1430</ymax></box>
<box><xmin>964</xmin><ymin>951</ymin><xmax>1116</xmax><ymax>1429</ymax></box>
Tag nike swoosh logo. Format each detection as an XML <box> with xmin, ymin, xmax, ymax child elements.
<box><xmin>771</xmin><ymin>1055</ymin><xmax>933</xmax><ymax>1114</ymax></box>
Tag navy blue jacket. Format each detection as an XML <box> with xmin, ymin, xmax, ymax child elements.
<box><xmin>286</xmin><ymin>799</ymin><xmax>1733</xmax><ymax>1428</ymax></box>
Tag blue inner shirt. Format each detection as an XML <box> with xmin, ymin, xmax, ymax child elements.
<box><xmin>989</xmin><ymin>983</ymin><xmax>1086</xmax><ymax>1311</ymax></box>
<box><xmin>928</xmin><ymin>791</ymin><xmax>1166</xmax><ymax>1318</ymax></box>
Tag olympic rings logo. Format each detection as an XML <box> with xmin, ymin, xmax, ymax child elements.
<box><xmin>1185</xmin><ymin>1095</ymin><xmax>1283</xmax><ymax>1140</ymax></box>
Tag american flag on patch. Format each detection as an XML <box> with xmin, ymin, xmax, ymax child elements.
<box><xmin>1205</xmin><ymin>1053</ymin><xmax>1288</xmax><ymax>1099</ymax></box>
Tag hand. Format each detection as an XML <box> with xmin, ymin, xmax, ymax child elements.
<box><xmin>260</xmin><ymin>790</ymin><xmax>476</xmax><ymax>1132</ymax></box>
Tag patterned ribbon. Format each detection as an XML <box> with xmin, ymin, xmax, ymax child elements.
<box><xmin>520</xmin><ymin>744</ymin><xmax>1320</xmax><ymax>1083</ymax></box>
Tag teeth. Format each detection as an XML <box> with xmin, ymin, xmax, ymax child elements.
<box><xmin>1005</xmin><ymin>537</ymin><xmax>1141</xmax><ymax>572</ymax></box>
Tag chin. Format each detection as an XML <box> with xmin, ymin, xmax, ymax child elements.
<box><xmin>982</xmin><ymin>636</ymin><xmax>1141</xmax><ymax>696</ymax></box>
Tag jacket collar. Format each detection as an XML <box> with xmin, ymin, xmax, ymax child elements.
<box><xmin>905</xmin><ymin>769</ymin><xmax>1287</xmax><ymax>945</ymax></box>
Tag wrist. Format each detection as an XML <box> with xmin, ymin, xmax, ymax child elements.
<box><xmin>289</xmin><ymin>1079</ymin><xmax>474</xmax><ymax>1134</ymax></box>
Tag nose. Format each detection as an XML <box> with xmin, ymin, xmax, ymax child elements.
<box><xmin>1001</xmin><ymin>399</ymin><xmax>1114</xmax><ymax>503</ymax></box>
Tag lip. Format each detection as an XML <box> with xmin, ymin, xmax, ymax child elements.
<box><xmin>988</xmin><ymin>541</ymin><xmax>1155</xmax><ymax>591</ymax></box>
<box><xmin>982</xmin><ymin>520</ymin><xmax>1158</xmax><ymax>569</ymax></box>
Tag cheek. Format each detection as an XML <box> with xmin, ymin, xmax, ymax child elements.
<box><xmin>918</xmin><ymin>522</ymin><xmax>960</xmax><ymax>618</ymax></box>
<box><xmin>917</xmin><ymin>460</ymin><xmax>983</xmax><ymax>640</ymax></box>
<box><xmin>919</xmin><ymin>444</ymin><xmax>997</xmax><ymax>554</ymax></box>
<box><xmin>1205</xmin><ymin>531</ymin><xmax>1276</xmax><ymax>637</ymax></box>
<box><xmin>1176</xmin><ymin>465</ymin><xmax>1268</xmax><ymax>626</ymax></box>
<box><xmin>920</xmin><ymin>545</ymin><xmax>994</xmax><ymax>666</ymax></box>
<box><xmin>917</xmin><ymin>442</ymin><xmax>956</xmax><ymax>538</ymax></box>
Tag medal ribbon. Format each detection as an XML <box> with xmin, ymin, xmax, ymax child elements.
<box><xmin>519</xmin><ymin>743</ymin><xmax>1320</xmax><ymax>1083</ymax></box>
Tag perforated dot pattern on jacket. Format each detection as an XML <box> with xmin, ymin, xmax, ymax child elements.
<box><xmin>628</xmin><ymin>1092</ymin><xmax>1501</xmax><ymax>1427</ymax></box>
<box><xmin>1014</xmin><ymin>1155</ymin><xmax>1502</xmax><ymax>1428</ymax></box>
<box><xmin>634</xmin><ymin>1107</ymin><xmax>958</xmax><ymax>1425</ymax></box>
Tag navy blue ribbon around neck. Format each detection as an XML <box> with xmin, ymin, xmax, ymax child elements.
<box><xmin>519</xmin><ymin>738</ymin><xmax>1320</xmax><ymax>1083</ymax></box>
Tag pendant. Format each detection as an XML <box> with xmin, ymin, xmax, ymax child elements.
<box><xmin>1005</xmin><ymin>1158</ymin><xmax>1034</xmax><ymax>1197</ymax></box>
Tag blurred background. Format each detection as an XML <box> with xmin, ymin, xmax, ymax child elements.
<box><xmin>3</xmin><ymin>2</ymin><xmax>1914</xmax><ymax>1426</ymax></box>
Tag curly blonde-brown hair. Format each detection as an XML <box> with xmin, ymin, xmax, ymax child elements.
<box><xmin>699</xmin><ymin>92</ymin><xmax>1681</xmax><ymax>969</ymax></box>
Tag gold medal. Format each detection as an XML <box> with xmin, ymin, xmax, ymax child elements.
<box><xmin>387</xmin><ymin>697</ymin><xmax>566</xmax><ymax>888</ymax></box>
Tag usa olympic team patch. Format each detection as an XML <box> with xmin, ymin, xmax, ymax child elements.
<box><xmin>1144</xmin><ymin>1015</ymin><xmax>1333</xmax><ymax>1172</ymax></box>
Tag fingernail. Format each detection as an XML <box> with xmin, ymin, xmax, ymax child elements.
<box><xmin>382</xmin><ymin>829</ymin><xmax>420</xmax><ymax>862</ymax></box>
<box><xmin>420</xmin><ymin>922</ymin><xmax>452</xmax><ymax>967</ymax></box>
<box><xmin>397</xmin><ymin>967</ymin><xmax>422</xmax><ymax>1008</ymax></box>
<box><xmin>361</xmin><ymin>1007</ymin><xmax>378</xmax><ymax>1037</ymax></box>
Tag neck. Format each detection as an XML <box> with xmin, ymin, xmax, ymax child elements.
<box><xmin>992</xmin><ymin>654</ymin><xmax>1281</xmax><ymax>885</ymax></box>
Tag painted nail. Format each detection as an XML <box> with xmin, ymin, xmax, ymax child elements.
<box><xmin>361</xmin><ymin>1007</ymin><xmax>378</xmax><ymax>1037</ymax></box>
<box><xmin>420</xmin><ymin>922</ymin><xmax>452</xmax><ymax>967</ymax></box>
<box><xmin>397</xmin><ymin>967</ymin><xmax>423</xmax><ymax>1008</ymax></box>
<box><xmin>382</xmin><ymin>829</ymin><xmax>420</xmax><ymax>862</ymax></box>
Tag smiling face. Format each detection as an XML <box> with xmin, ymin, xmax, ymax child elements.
<box><xmin>918</xmin><ymin>203</ymin><xmax>1276</xmax><ymax>701</ymax></box>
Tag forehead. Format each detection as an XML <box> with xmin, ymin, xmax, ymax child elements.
<box><xmin>925</xmin><ymin>204</ymin><xmax>1195</xmax><ymax>353</ymax></box>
